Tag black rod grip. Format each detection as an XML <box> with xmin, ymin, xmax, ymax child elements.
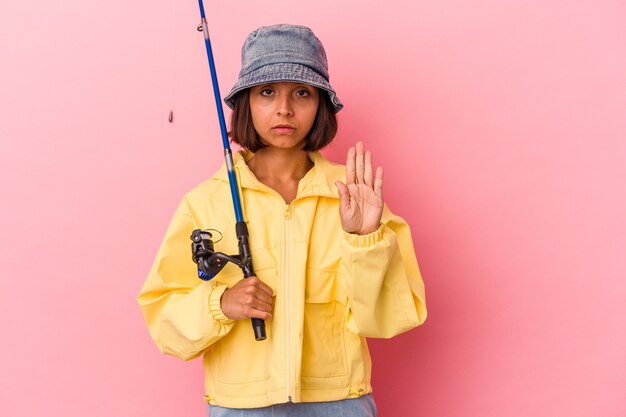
<box><xmin>252</xmin><ymin>318</ymin><xmax>266</xmax><ymax>341</ymax></box>
<box><xmin>236</xmin><ymin>221</ymin><xmax>266</xmax><ymax>341</ymax></box>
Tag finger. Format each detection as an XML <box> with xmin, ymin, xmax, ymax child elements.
<box><xmin>240</xmin><ymin>289</ymin><xmax>272</xmax><ymax>313</ymax></box>
<box><xmin>364</xmin><ymin>150</ymin><xmax>373</xmax><ymax>187</ymax></box>
<box><xmin>254</xmin><ymin>287</ymin><xmax>274</xmax><ymax>305</ymax></box>
<box><xmin>242</xmin><ymin>300</ymin><xmax>273</xmax><ymax>320</ymax></box>
<box><xmin>374</xmin><ymin>166</ymin><xmax>384</xmax><ymax>200</ymax></box>
<box><xmin>247</xmin><ymin>307</ymin><xmax>272</xmax><ymax>321</ymax></box>
<box><xmin>355</xmin><ymin>142</ymin><xmax>364</xmax><ymax>185</ymax></box>
<box><xmin>244</xmin><ymin>287</ymin><xmax>272</xmax><ymax>307</ymax></box>
<box><xmin>242</xmin><ymin>278</ymin><xmax>273</xmax><ymax>306</ymax></box>
<box><xmin>249</xmin><ymin>296</ymin><xmax>273</xmax><ymax>312</ymax></box>
<box><xmin>346</xmin><ymin>146</ymin><xmax>356</xmax><ymax>185</ymax></box>
<box><xmin>255</xmin><ymin>311</ymin><xmax>272</xmax><ymax>320</ymax></box>
<box><xmin>250</xmin><ymin>276</ymin><xmax>275</xmax><ymax>298</ymax></box>
<box><xmin>335</xmin><ymin>181</ymin><xmax>351</xmax><ymax>211</ymax></box>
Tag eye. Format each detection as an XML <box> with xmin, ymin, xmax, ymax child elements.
<box><xmin>259</xmin><ymin>88</ymin><xmax>274</xmax><ymax>96</ymax></box>
<box><xmin>296</xmin><ymin>89</ymin><xmax>311</xmax><ymax>97</ymax></box>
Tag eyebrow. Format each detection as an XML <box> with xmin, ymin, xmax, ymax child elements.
<box><xmin>254</xmin><ymin>83</ymin><xmax>314</xmax><ymax>89</ymax></box>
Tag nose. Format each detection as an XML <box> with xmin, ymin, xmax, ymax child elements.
<box><xmin>276</xmin><ymin>94</ymin><xmax>294</xmax><ymax>117</ymax></box>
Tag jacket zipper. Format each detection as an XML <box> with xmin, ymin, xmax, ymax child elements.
<box><xmin>284</xmin><ymin>203</ymin><xmax>293</xmax><ymax>402</ymax></box>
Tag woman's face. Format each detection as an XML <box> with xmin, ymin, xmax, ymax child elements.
<box><xmin>249</xmin><ymin>82</ymin><xmax>320</xmax><ymax>150</ymax></box>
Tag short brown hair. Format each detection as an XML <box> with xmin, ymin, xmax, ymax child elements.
<box><xmin>229</xmin><ymin>89</ymin><xmax>338</xmax><ymax>152</ymax></box>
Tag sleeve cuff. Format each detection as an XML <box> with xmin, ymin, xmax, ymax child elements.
<box><xmin>343</xmin><ymin>224</ymin><xmax>384</xmax><ymax>248</ymax></box>
<box><xmin>208</xmin><ymin>284</ymin><xmax>235</xmax><ymax>325</ymax></box>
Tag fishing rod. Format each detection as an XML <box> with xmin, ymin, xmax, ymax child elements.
<box><xmin>190</xmin><ymin>0</ymin><xmax>266</xmax><ymax>341</ymax></box>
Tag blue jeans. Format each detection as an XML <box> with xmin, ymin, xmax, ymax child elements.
<box><xmin>208</xmin><ymin>395</ymin><xmax>377</xmax><ymax>417</ymax></box>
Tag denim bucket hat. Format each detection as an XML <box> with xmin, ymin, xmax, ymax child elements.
<box><xmin>224</xmin><ymin>24</ymin><xmax>343</xmax><ymax>112</ymax></box>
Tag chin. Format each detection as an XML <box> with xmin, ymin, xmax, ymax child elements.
<box><xmin>262</xmin><ymin>138</ymin><xmax>307</xmax><ymax>150</ymax></box>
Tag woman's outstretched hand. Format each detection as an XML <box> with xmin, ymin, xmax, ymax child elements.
<box><xmin>335</xmin><ymin>142</ymin><xmax>384</xmax><ymax>235</ymax></box>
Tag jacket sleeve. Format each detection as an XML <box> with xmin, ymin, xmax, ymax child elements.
<box><xmin>137</xmin><ymin>196</ymin><xmax>235</xmax><ymax>361</ymax></box>
<box><xmin>340</xmin><ymin>206</ymin><xmax>427</xmax><ymax>338</ymax></box>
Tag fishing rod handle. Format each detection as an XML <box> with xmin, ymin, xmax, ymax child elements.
<box><xmin>236</xmin><ymin>221</ymin><xmax>267</xmax><ymax>341</ymax></box>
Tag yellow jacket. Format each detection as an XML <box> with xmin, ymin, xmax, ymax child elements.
<box><xmin>137</xmin><ymin>151</ymin><xmax>427</xmax><ymax>408</ymax></box>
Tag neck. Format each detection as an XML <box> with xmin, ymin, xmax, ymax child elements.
<box><xmin>245</xmin><ymin>146</ymin><xmax>314</xmax><ymax>204</ymax></box>
<box><xmin>247</xmin><ymin>147</ymin><xmax>313</xmax><ymax>183</ymax></box>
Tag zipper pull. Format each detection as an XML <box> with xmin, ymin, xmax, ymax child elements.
<box><xmin>284</xmin><ymin>205</ymin><xmax>292</xmax><ymax>220</ymax></box>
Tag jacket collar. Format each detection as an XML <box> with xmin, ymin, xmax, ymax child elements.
<box><xmin>212</xmin><ymin>150</ymin><xmax>341</xmax><ymax>199</ymax></box>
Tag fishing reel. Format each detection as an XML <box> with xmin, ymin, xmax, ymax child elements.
<box><xmin>191</xmin><ymin>229</ymin><xmax>249</xmax><ymax>281</ymax></box>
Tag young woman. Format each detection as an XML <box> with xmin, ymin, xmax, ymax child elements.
<box><xmin>138</xmin><ymin>24</ymin><xmax>427</xmax><ymax>416</ymax></box>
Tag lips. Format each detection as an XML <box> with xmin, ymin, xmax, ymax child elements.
<box><xmin>271</xmin><ymin>124</ymin><xmax>296</xmax><ymax>134</ymax></box>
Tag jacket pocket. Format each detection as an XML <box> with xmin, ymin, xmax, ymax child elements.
<box><xmin>301</xmin><ymin>301</ymin><xmax>348</xmax><ymax>378</ymax></box>
<box><xmin>214</xmin><ymin>265</ymin><xmax>276</xmax><ymax>385</ymax></box>
<box><xmin>302</xmin><ymin>269</ymin><xmax>348</xmax><ymax>378</ymax></box>
<box><xmin>215</xmin><ymin>319</ymin><xmax>271</xmax><ymax>384</ymax></box>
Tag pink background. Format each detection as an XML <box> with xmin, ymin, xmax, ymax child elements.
<box><xmin>1</xmin><ymin>0</ymin><xmax>625</xmax><ymax>416</ymax></box>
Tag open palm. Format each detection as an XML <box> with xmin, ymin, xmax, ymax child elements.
<box><xmin>335</xmin><ymin>142</ymin><xmax>384</xmax><ymax>235</ymax></box>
